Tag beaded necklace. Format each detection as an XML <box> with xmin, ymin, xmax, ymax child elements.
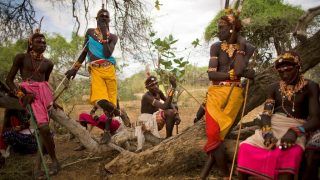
<box><xmin>221</xmin><ymin>42</ymin><xmax>240</xmax><ymax>58</ymax></box>
<box><xmin>279</xmin><ymin>76</ymin><xmax>306</xmax><ymax>117</ymax></box>
<box><xmin>94</xmin><ymin>28</ymin><xmax>110</xmax><ymax>43</ymax></box>
<box><xmin>27</xmin><ymin>51</ymin><xmax>44</xmax><ymax>80</ymax></box>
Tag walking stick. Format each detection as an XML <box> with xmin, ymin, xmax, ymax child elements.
<box><xmin>229</xmin><ymin>79</ymin><xmax>250</xmax><ymax>180</ymax></box>
<box><xmin>54</xmin><ymin>41</ymin><xmax>89</xmax><ymax>94</ymax></box>
<box><xmin>221</xmin><ymin>83</ymin><xmax>235</xmax><ymax>111</ymax></box>
<box><xmin>26</xmin><ymin>104</ymin><xmax>50</xmax><ymax>180</ymax></box>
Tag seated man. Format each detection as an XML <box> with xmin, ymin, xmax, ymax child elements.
<box><xmin>135</xmin><ymin>75</ymin><xmax>180</xmax><ymax>152</ymax></box>
<box><xmin>74</xmin><ymin>106</ymin><xmax>129</xmax><ymax>151</ymax></box>
<box><xmin>237</xmin><ymin>51</ymin><xmax>320</xmax><ymax>180</ymax></box>
<box><xmin>1</xmin><ymin>109</ymin><xmax>37</xmax><ymax>155</ymax></box>
<box><xmin>0</xmin><ymin>109</ymin><xmax>37</xmax><ymax>168</ymax></box>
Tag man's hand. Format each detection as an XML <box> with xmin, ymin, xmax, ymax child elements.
<box><xmin>21</xmin><ymin>94</ymin><xmax>35</xmax><ymax>106</ymax></box>
<box><xmin>65</xmin><ymin>69</ymin><xmax>78</xmax><ymax>80</ymax></box>
<box><xmin>280</xmin><ymin>129</ymin><xmax>297</xmax><ymax>150</ymax></box>
<box><xmin>169</xmin><ymin>76</ymin><xmax>177</xmax><ymax>88</ymax></box>
<box><xmin>243</xmin><ymin>69</ymin><xmax>255</xmax><ymax>79</ymax></box>
<box><xmin>263</xmin><ymin>133</ymin><xmax>278</xmax><ymax>149</ymax></box>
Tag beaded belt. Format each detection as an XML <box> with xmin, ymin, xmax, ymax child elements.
<box><xmin>211</xmin><ymin>81</ymin><xmax>242</xmax><ymax>87</ymax></box>
<box><xmin>90</xmin><ymin>61</ymin><xmax>113</xmax><ymax>68</ymax></box>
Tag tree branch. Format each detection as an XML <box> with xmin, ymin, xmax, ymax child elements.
<box><xmin>294</xmin><ymin>5</ymin><xmax>320</xmax><ymax>42</ymax></box>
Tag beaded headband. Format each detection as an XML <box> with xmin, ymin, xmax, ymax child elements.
<box><xmin>275</xmin><ymin>52</ymin><xmax>301</xmax><ymax>69</ymax></box>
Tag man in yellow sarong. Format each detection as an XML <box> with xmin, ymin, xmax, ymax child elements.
<box><xmin>200</xmin><ymin>10</ymin><xmax>255</xmax><ymax>179</ymax></box>
<box><xmin>65</xmin><ymin>6</ymin><xmax>129</xmax><ymax>144</ymax></box>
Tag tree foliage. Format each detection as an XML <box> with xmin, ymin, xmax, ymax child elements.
<box><xmin>0</xmin><ymin>40</ymin><xmax>27</xmax><ymax>81</ymax></box>
<box><xmin>0</xmin><ymin>0</ymin><xmax>36</xmax><ymax>42</ymax></box>
<box><xmin>0</xmin><ymin>0</ymin><xmax>151</xmax><ymax>59</ymax></box>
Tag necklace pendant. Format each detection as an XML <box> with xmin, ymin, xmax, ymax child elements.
<box><xmin>292</xmin><ymin>107</ymin><xmax>295</xmax><ymax>112</ymax></box>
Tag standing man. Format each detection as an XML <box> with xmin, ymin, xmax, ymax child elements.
<box><xmin>237</xmin><ymin>52</ymin><xmax>320</xmax><ymax>180</ymax></box>
<box><xmin>65</xmin><ymin>7</ymin><xmax>128</xmax><ymax>144</ymax></box>
<box><xmin>6</xmin><ymin>29</ymin><xmax>59</xmax><ymax>178</ymax></box>
<box><xmin>200</xmin><ymin>11</ymin><xmax>255</xmax><ymax>179</ymax></box>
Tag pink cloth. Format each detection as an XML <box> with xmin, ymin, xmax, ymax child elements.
<box><xmin>79</xmin><ymin>113</ymin><xmax>120</xmax><ymax>134</ymax></box>
<box><xmin>237</xmin><ymin>143</ymin><xmax>304</xmax><ymax>179</ymax></box>
<box><xmin>20</xmin><ymin>81</ymin><xmax>53</xmax><ymax>126</ymax></box>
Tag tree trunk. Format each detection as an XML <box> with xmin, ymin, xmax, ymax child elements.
<box><xmin>105</xmin><ymin>120</ymin><xmax>237</xmax><ymax>176</ymax></box>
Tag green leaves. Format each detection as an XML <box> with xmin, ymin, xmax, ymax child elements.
<box><xmin>150</xmin><ymin>32</ymin><xmax>191</xmax><ymax>94</ymax></box>
<box><xmin>155</xmin><ymin>0</ymin><xmax>162</xmax><ymax>10</ymax></box>
<box><xmin>191</xmin><ymin>38</ymin><xmax>200</xmax><ymax>48</ymax></box>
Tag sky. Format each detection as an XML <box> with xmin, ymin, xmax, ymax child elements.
<box><xmin>33</xmin><ymin>0</ymin><xmax>320</xmax><ymax>79</ymax></box>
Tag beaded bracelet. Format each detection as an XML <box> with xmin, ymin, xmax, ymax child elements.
<box><xmin>228</xmin><ymin>69</ymin><xmax>236</xmax><ymax>80</ymax></box>
<box><xmin>290</xmin><ymin>126</ymin><xmax>305</xmax><ymax>137</ymax></box>
<box><xmin>207</xmin><ymin>67</ymin><xmax>217</xmax><ymax>73</ymax></box>
<box><xmin>261</xmin><ymin>125</ymin><xmax>272</xmax><ymax>132</ymax></box>
<box><xmin>236</xmin><ymin>50</ymin><xmax>246</xmax><ymax>56</ymax></box>
<box><xmin>73</xmin><ymin>62</ymin><xmax>82</xmax><ymax>70</ymax></box>
<box><xmin>210</xmin><ymin>56</ymin><xmax>218</xmax><ymax>60</ymax></box>
<box><xmin>168</xmin><ymin>88</ymin><xmax>175</xmax><ymax>97</ymax></box>
<box><xmin>15</xmin><ymin>89</ymin><xmax>25</xmax><ymax>98</ymax></box>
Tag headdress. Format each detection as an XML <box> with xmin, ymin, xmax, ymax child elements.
<box><xmin>97</xmin><ymin>3</ymin><xmax>109</xmax><ymax>17</ymax></box>
<box><xmin>218</xmin><ymin>0</ymin><xmax>244</xmax><ymax>32</ymax></box>
<box><xmin>27</xmin><ymin>17</ymin><xmax>45</xmax><ymax>53</ymax></box>
<box><xmin>275</xmin><ymin>52</ymin><xmax>302</xmax><ymax>70</ymax></box>
<box><xmin>145</xmin><ymin>76</ymin><xmax>158</xmax><ymax>88</ymax></box>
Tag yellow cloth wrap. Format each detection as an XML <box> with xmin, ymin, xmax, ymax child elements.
<box><xmin>89</xmin><ymin>65</ymin><xmax>117</xmax><ymax>106</ymax></box>
<box><xmin>206</xmin><ymin>85</ymin><xmax>243</xmax><ymax>139</ymax></box>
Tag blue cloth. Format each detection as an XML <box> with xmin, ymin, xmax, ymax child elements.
<box><xmin>87</xmin><ymin>35</ymin><xmax>116</xmax><ymax>65</ymax></box>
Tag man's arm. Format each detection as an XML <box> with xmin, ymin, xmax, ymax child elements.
<box><xmin>102</xmin><ymin>34</ymin><xmax>118</xmax><ymax>57</ymax></box>
<box><xmin>144</xmin><ymin>92</ymin><xmax>174</xmax><ymax>110</ymax></box>
<box><xmin>159</xmin><ymin>91</ymin><xmax>167</xmax><ymax>101</ymax></box>
<box><xmin>303</xmin><ymin>81</ymin><xmax>320</xmax><ymax>132</ymax></box>
<box><xmin>6</xmin><ymin>54</ymin><xmax>24</xmax><ymax>92</ymax></box>
<box><xmin>260</xmin><ymin>83</ymin><xmax>277</xmax><ymax>149</ymax></box>
<box><xmin>65</xmin><ymin>31</ymin><xmax>89</xmax><ymax>79</ymax></box>
<box><xmin>45</xmin><ymin>61</ymin><xmax>54</xmax><ymax>82</ymax></box>
<box><xmin>76</xmin><ymin>30</ymin><xmax>89</xmax><ymax>64</ymax></box>
<box><xmin>207</xmin><ymin>43</ymin><xmax>230</xmax><ymax>81</ymax></box>
<box><xmin>146</xmin><ymin>77</ymin><xmax>176</xmax><ymax>110</ymax></box>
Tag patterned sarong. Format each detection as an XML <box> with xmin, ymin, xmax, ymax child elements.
<box><xmin>135</xmin><ymin>111</ymin><xmax>163</xmax><ymax>151</ymax></box>
<box><xmin>237</xmin><ymin>114</ymin><xmax>306</xmax><ymax>179</ymax></box>
<box><xmin>20</xmin><ymin>81</ymin><xmax>53</xmax><ymax>125</ymax></box>
<box><xmin>204</xmin><ymin>85</ymin><xmax>243</xmax><ymax>153</ymax></box>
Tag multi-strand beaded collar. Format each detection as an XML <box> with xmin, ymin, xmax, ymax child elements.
<box><xmin>279</xmin><ymin>76</ymin><xmax>307</xmax><ymax>117</ymax></box>
<box><xmin>221</xmin><ymin>42</ymin><xmax>240</xmax><ymax>58</ymax></box>
<box><xmin>94</xmin><ymin>28</ymin><xmax>111</xmax><ymax>44</ymax></box>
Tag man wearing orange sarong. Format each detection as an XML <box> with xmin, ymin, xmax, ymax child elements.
<box><xmin>200</xmin><ymin>9</ymin><xmax>255</xmax><ymax>179</ymax></box>
<box><xmin>204</xmin><ymin>85</ymin><xmax>244</xmax><ymax>151</ymax></box>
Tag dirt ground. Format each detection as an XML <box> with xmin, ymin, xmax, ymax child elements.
<box><xmin>0</xmin><ymin>87</ymin><xmax>261</xmax><ymax>179</ymax></box>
